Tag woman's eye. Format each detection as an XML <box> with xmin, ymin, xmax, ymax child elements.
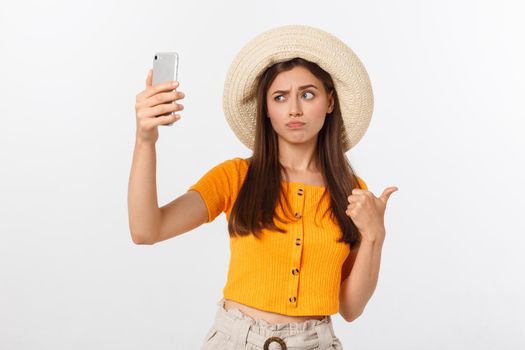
<box><xmin>303</xmin><ymin>91</ymin><xmax>314</xmax><ymax>99</ymax></box>
<box><xmin>274</xmin><ymin>92</ymin><xmax>314</xmax><ymax>102</ymax></box>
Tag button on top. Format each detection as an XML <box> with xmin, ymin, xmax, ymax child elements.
<box><xmin>297</xmin><ymin>188</ymin><xmax>304</xmax><ymax>196</ymax></box>
<box><xmin>295</xmin><ymin>238</ymin><xmax>301</xmax><ymax>245</ymax></box>
<box><xmin>294</xmin><ymin>212</ymin><xmax>302</xmax><ymax>219</ymax></box>
<box><xmin>292</xmin><ymin>268</ymin><xmax>300</xmax><ymax>275</ymax></box>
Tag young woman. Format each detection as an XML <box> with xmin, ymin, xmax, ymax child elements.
<box><xmin>129</xmin><ymin>25</ymin><xmax>397</xmax><ymax>350</ymax></box>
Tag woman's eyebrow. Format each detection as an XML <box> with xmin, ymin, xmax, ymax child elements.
<box><xmin>271</xmin><ymin>84</ymin><xmax>319</xmax><ymax>95</ymax></box>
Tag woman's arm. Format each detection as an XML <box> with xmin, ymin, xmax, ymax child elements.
<box><xmin>127</xmin><ymin>139</ymin><xmax>161</xmax><ymax>244</ymax></box>
<box><xmin>340</xmin><ymin>184</ymin><xmax>397</xmax><ymax>322</ymax></box>
<box><xmin>339</xmin><ymin>236</ymin><xmax>384</xmax><ymax>322</ymax></box>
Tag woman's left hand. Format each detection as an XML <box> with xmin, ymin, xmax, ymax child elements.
<box><xmin>345</xmin><ymin>186</ymin><xmax>398</xmax><ymax>243</ymax></box>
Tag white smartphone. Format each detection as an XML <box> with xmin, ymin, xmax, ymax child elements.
<box><xmin>152</xmin><ymin>52</ymin><xmax>179</xmax><ymax>126</ymax></box>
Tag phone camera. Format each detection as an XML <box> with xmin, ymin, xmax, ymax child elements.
<box><xmin>154</xmin><ymin>55</ymin><xmax>158</xmax><ymax>60</ymax></box>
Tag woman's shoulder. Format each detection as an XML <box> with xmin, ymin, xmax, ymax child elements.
<box><xmin>218</xmin><ymin>156</ymin><xmax>249</xmax><ymax>166</ymax></box>
<box><xmin>208</xmin><ymin>156</ymin><xmax>250</xmax><ymax>176</ymax></box>
<box><xmin>230</xmin><ymin>156</ymin><xmax>250</xmax><ymax>164</ymax></box>
<box><xmin>355</xmin><ymin>175</ymin><xmax>368</xmax><ymax>190</ymax></box>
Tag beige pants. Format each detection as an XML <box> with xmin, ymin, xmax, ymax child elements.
<box><xmin>201</xmin><ymin>298</ymin><xmax>344</xmax><ymax>350</ymax></box>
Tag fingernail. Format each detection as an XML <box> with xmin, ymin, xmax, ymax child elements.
<box><xmin>172</xmin><ymin>81</ymin><xmax>179</xmax><ymax>86</ymax></box>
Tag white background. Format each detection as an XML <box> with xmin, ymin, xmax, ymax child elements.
<box><xmin>1</xmin><ymin>0</ymin><xmax>524</xmax><ymax>349</ymax></box>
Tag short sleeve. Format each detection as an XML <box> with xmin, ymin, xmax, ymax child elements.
<box><xmin>356</xmin><ymin>176</ymin><xmax>368</xmax><ymax>190</ymax></box>
<box><xmin>187</xmin><ymin>159</ymin><xmax>238</xmax><ymax>223</ymax></box>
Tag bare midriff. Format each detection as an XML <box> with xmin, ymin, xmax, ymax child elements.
<box><xmin>223</xmin><ymin>299</ymin><xmax>326</xmax><ymax>324</ymax></box>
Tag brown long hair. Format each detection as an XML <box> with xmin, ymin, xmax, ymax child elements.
<box><xmin>227</xmin><ymin>57</ymin><xmax>365</xmax><ymax>247</ymax></box>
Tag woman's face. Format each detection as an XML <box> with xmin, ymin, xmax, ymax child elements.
<box><xmin>266</xmin><ymin>65</ymin><xmax>334</xmax><ymax>148</ymax></box>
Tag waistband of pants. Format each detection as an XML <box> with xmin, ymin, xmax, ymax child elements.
<box><xmin>213</xmin><ymin>298</ymin><xmax>336</xmax><ymax>350</ymax></box>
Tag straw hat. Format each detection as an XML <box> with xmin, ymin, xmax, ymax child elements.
<box><xmin>222</xmin><ymin>24</ymin><xmax>374</xmax><ymax>152</ymax></box>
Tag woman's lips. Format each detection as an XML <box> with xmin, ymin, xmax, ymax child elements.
<box><xmin>287</xmin><ymin>122</ymin><xmax>305</xmax><ymax>128</ymax></box>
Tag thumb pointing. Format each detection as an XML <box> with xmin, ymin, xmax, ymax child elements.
<box><xmin>380</xmin><ymin>187</ymin><xmax>399</xmax><ymax>205</ymax></box>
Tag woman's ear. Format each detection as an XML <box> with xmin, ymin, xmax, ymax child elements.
<box><xmin>327</xmin><ymin>91</ymin><xmax>334</xmax><ymax>114</ymax></box>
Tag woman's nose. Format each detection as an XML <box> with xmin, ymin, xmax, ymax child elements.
<box><xmin>288</xmin><ymin>96</ymin><xmax>303</xmax><ymax>117</ymax></box>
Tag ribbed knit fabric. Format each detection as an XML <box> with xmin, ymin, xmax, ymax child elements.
<box><xmin>187</xmin><ymin>157</ymin><xmax>367</xmax><ymax>316</ymax></box>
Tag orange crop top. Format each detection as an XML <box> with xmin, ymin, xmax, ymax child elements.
<box><xmin>187</xmin><ymin>157</ymin><xmax>367</xmax><ymax>316</ymax></box>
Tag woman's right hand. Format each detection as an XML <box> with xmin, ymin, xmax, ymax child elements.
<box><xmin>134</xmin><ymin>69</ymin><xmax>185</xmax><ymax>144</ymax></box>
